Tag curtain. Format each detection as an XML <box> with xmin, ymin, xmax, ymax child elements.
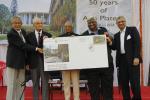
<box><xmin>142</xmin><ymin>0</ymin><xmax>150</xmax><ymax>86</ymax></box>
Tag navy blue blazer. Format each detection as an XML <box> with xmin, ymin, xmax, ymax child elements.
<box><xmin>26</xmin><ymin>31</ymin><xmax>52</xmax><ymax>69</ymax></box>
<box><xmin>111</xmin><ymin>26</ymin><xmax>141</xmax><ymax>67</ymax></box>
<box><xmin>6</xmin><ymin>28</ymin><xmax>36</xmax><ymax>69</ymax></box>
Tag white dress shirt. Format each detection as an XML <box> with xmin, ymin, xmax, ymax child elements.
<box><xmin>120</xmin><ymin>27</ymin><xmax>126</xmax><ymax>54</ymax></box>
<box><xmin>35</xmin><ymin>30</ymin><xmax>42</xmax><ymax>43</ymax></box>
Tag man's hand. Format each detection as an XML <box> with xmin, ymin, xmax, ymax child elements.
<box><xmin>104</xmin><ymin>32</ymin><xmax>113</xmax><ymax>45</ymax></box>
<box><xmin>36</xmin><ymin>48</ymin><xmax>43</xmax><ymax>53</ymax></box>
<box><xmin>133</xmin><ymin>58</ymin><xmax>139</xmax><ymax>66</ymax></box>
<box><xmin>104</xmin><ymin>32</ymin><xmax>109</xmax><ymax>37</ymax></box>
<box><xmin>43</xmin><ymin>36</ymin><xmax>48</xmax><ymax>40</ymax></box>
<box><xmin>26</xmin><ymin>65</ymin><xmax>30</xmax><ymax>70</ymax></box>
<box><xmin>106</xmin><ymin>37</ymin><xmax>112</xmax><ymax>45</ymax></box>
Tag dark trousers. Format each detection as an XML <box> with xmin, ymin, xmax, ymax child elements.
<box><xmin>119</xmin><ymin>54</ymin><xmax>141</xmax><ymax>100</ymax></box>
<box><xmin>86</xmin><ymin>66</ymin><xmax>114</xmax><ymax>100</ymax></box>
<box><xmin>31</xmin><ymin>57</ymin><xmax>50</xmax><ymax>100</ymax></box>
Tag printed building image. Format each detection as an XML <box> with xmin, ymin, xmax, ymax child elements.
<box><xmin>16</xmin><ymin>0</ymin><xmax>51</xmax><ymax>25</ymax></box>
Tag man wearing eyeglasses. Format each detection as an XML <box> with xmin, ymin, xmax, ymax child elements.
<box><xmin>108</xmin><ymin>16</ymin><xmax>142</xmax><ymax>100</ymax></box>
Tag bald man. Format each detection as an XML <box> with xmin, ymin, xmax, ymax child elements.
<box><xmin>59</xmin><ymin>21</ymin><xmax>80</xmax><ymax>100</ymax></box>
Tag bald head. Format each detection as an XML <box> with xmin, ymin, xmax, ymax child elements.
<box><xmin>64</xmin><ymin>21</ymin><xmax>73</xmax><ymax>33</ymax></box>
<box><xmin>64</xmin><ymin>21</ymin><xmax>73</xmax><ymax>27</ymax></box>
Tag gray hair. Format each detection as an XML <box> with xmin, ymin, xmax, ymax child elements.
<box><xmin>116</xmin><ymin>16</ymin><xmax>126</xmax><ymax>23</ymax></box>
<box><xmin>32</xmin><ymin>17</ymin><xmax>43</xmax><ymax>24</ymax></box>
<box><xmin>87</xmin><ymin>17</ymin><xmax>97</xmax><ymax>23</ymax></box>
<box><xmin>11</xmin><ymin>16</ymin><xmax>22</xmax><ymax>24</ymax></box>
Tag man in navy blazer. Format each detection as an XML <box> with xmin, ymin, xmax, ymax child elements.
<box><xmin>109</xmin><ymin>16</ymin><xmax>142</xmax><ymax>100</ymax></box>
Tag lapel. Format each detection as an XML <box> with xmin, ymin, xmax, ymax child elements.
<box><xmin>87</xmin><ymin>31</ymin><xmax>90</xmax><ymax>35</ymax></box>
<box><xmin>117</xmin><ymin>32</ymin><xmax>121</xmax><ymax>51</ymax></box>
<box><xmin>12</xmin><ymin>28</ymin><xmax>20</xmax><ymax>37</ymax></box>
<box><xmin>33</xmin><ymin>32</ymin><xmax>38</xmax><ymax>45</ymax></box>
<box><xmin>21</xmin><ymin>30</ymin><xmax>25</xmax><ymax>38</ymax></box>
<box><xmin>124</xmin><ymin>27</ymin><xmax>129</xmax><ymax>48</ymax></box>
<box><xmin>12</xmin><ymin>28</ymin><xmax>24</xmax><ymax>42</ymax></box>
<box><xmin>21</xmin><ymin>30</ymin><xmax>26</xmax><ymax>39</ymax></box>
<box><xmin>41</xmin><ymin>31</ymin><xmax>44</xmax><ymax>38</ymax></box>
<box><xmin>20</xmin><ymin>30</ymin><xmax>26</xmax><ymax>43</ymax></box>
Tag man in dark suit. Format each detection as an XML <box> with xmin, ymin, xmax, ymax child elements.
<box><xmin>82</xmin><ymin>17</ymin><xmax>114</xmax><ymax>100</ymax></box>
<box><xmin>26</xmin><ymin>17</ymin><xmax>52</xmax><ymax>100</ymax></box>
<box><xmin>6</xmin><ymin>16</ymin><xmax>42</xmax><ymax>100</ymax></box>
<box><xmin>109</xmin><ymin>16</ymin><xmax>141</xmax><ymax>100</ymax></box>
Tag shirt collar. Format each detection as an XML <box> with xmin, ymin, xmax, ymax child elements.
<box><xmin>88</xmin><ymin>29</ymin><xmax>98</xmax><ymax>35</ymax></box>
<box><xmin>16</xmin><ymin>29</ymin><xmax>21</xmax><ymax>34</ymax></box>
<box><xmin>35</xmin><ymin>30</ymin><xmax>42</xmax><ymax>35</ymax></box>
<box><xmin>120</xmin><ymin>27</ymin><xmax>126</xmax><ymax>33</ymax></box>
<box><xmin>16</xmin><ymin>29</ymin><xmax>21</xmax><ymax>35</ymax></box>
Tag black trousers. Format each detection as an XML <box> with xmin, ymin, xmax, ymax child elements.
<box><xmin>119</xmin><ymin>54</ymin><xmax>141</xmax><ymax>100</ymax></box>
<box><xmin>86</xmin><ymin>66</ymin><xmax>114</xmax><ymax>100</ymax></box>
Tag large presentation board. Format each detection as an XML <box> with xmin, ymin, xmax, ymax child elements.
<box><xmin>44</xmin><ymin>35</ymin><xmax>108</xmax><ymax>71</ymax></box>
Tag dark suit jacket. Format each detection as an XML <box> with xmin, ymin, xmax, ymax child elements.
<box><xmin>111</xmin><ymin>26</ymin><xmax>141</xmax><ymax>67</ymax></box>
<box><xmin>82</xmin><ymin>27</ymin><xmax>113</xmax><ymax>66</ymax></box>
<box><xmin>26</xmin><ymin>31</ymin><xmax>52</xmax><ymax>69</ymax></box>
<box><xmin>6</xmin><ymin>28</ymin><xmax>36</xmax><ymax>69</ymax></box>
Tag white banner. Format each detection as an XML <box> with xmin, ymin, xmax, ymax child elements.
<box><xmin>44</xmin><ymin>35</ymin><xmax>108</xmax><ymax>71</ymax></box>
<box><xmin>76</xmin><ymin>0</ymin><xmax>140</xmax><ymax>34</ymax></box>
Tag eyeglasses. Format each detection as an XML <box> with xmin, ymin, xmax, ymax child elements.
<box><xmin>117</xmin><ymin>20</ymin><xmax>126</xmax><ymax>24</ymax></box>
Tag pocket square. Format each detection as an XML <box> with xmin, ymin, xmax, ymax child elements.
<box><xmin>127</xmin><ymin>35</ymin><xmax>131</xmax><ymax>40</ymax></box>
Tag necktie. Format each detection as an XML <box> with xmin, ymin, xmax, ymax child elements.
<box><xmin>38</xmin><ymin>33</ymin><xmax>41</xmax><ymax>45</ymax></box>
